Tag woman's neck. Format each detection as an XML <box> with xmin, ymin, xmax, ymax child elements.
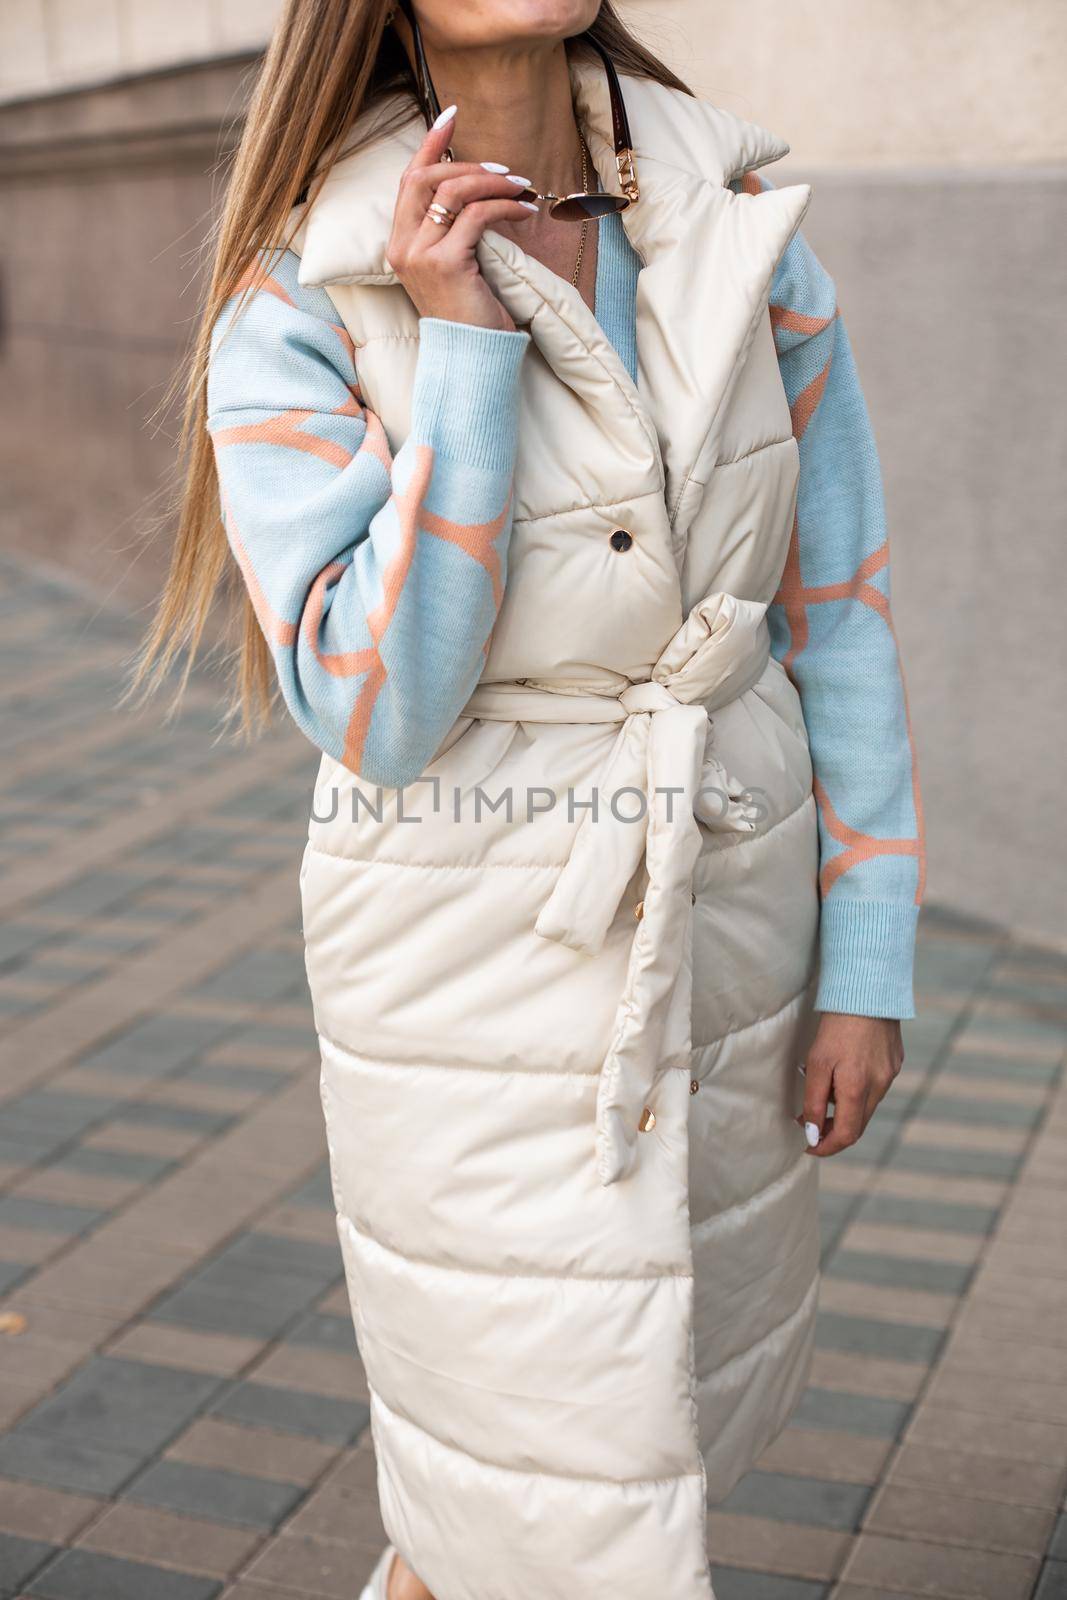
<box><xmin>393</xmin><ymin>21</ymin><xmax>598</xmax><ymax>312</ymax></box>
<box><xmin>417</xmin><ymin>36</ymin><xmax>584</xmax><ymax>198</ymax></box>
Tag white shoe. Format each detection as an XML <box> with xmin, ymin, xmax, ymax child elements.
<box><xmin>360</xmin><ymin>1545</ymin><xmax>397</xmax><ymax>1600</ymax></box>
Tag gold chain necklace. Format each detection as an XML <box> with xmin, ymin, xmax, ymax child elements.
<box><xmin>571</xmin><ymin>134</ymin><xmax>590</xmax><ymax>289</ymax></box>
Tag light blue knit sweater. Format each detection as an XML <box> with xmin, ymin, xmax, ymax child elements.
<box><xmin>207</xmin><ymin>192</ymin><xmax>924</xmax><ymax>1019</ymax></box>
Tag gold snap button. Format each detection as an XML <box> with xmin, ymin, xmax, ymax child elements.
<box><xmin>634</xmin><ymin>899</ymin><xmax>644</xmax><ymax>920</ymax></box>
<box><xmin>638</xmin><ymin>1106</ymin><xmax>656</xmax><ymax>1133</ymax></box>
<box><xmin>689</xmin><ymin>1079</ymin><xmax>700</xmax><ymax>1096</ymax></box>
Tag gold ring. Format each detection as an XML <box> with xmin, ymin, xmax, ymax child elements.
<box><xmin>426</xmin><ymin>201</ymin><xmax>457</xmax><ymax>226</ymax></box>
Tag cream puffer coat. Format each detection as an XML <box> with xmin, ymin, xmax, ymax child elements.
<box><xmin>294</xmin><ymin>53</ymin><xmax>821</xmax><ymax>1600</ymax></box>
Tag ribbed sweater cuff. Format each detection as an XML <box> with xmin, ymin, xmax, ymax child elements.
<box><xmin>412</xmin><ymin>317</ymin><xmax>530</xmax><ymax>474</ymax></box>
<box><xmin>815</xmin><ymin>898</ymin><xmax>920</xmax><ymax>1020</ymax></box>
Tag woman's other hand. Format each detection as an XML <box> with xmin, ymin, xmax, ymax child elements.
<box><xmin>387</xmin><ymin>106</ymin><xmax>537</xmax><ymax>331</ymax></box>
<box><xmin>799</xmin><ymin>1014</ymin><xmax>904</xmax><ymax>1156</ymax></box>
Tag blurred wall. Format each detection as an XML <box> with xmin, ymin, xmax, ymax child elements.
<box><xmin>5</xmin><ymin>0</ymin><xmax>1064</xmax><ymax>162</ymax></box>
<box><xmin>1</xmin><ymin>1</ymin><xmax>1064</xmax><ymax>943</ymax></box>
<box><xmin>630</xmin><ymin>0</ymin><xmax>1067</xmax><ymax>167</ymax></box>
<box><xmin>0</xmin><ymin>56</ymin><xmax>253</xmax><ymax>607</ymax></box>
<box><xmin>0</xmin><ymin>0</ymin><xmax>276</xmax><ymax>94</ymax></box>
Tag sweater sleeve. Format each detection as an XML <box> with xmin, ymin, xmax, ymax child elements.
<box><xmin>735</xmin><ymin>174</ymin><xmax>926</xmax><ymax>1019</ymax></box>
<box><xmin>206</xmin><ymin>247</ymin><xmax>529</xmax><ymax>788</ymax></box>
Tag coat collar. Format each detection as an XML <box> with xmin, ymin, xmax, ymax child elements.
<box><xmin>294</xmin><ymin>51</ymin><xmax>793</xmax><ymax>289</ymax></box>
<box><xmin>293</xmin><ymin>53</ymin><xmax>811</xmax><ymax>527</ymax></box>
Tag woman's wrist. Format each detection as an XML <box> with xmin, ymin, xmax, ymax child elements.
<box><xmin>412</xmin><ymin>300</ymin><xmax>518</xmax><ymax>333</ymax></box>
<box><xmin>815</xmin><ymin>897</ymin><xmax>919</xmax><ymax>1021</ymax></box>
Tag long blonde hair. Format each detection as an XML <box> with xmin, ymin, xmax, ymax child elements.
<box><xmin>130</xmin><ymin>0</ymin><xmax>691</xmax><ymax>731</ymax></box>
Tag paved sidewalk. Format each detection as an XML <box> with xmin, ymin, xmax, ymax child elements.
<box><xmin>0</xmin><ymin>553</ymin><xmax>1064</xmax><ymax>1600</ymax></box>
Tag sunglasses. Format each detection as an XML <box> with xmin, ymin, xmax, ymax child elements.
<box><xmin>394</xmin><ymin>0</ymin><xmax>639</xmax><ymax>220</ymax></box>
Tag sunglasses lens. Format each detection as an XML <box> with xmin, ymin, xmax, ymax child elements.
<box><xmin>551</xmin><ymin>194</ymin><xmax>629</xmax><ymax>221</ymax></box>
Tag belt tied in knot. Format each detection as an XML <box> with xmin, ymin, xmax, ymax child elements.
<box><xmin>463</xmin><ymin>592</ymin><xmax>770</xmax><ymax>1186</ymax></box>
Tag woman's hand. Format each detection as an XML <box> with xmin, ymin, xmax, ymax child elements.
<box><xmin>800</xmin><ymin>1014</ymin><xmax>904</xmax><ymax>1156</ymax></box>
<box><xmin>387</xmin><ymin>107</ymin><xmax>537</xmax><ymax>332</ymax></box>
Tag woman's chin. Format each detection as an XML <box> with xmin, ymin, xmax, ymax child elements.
<box><xmin>429</xmin><ymin>0</ymin><xmax>600</xmax><ymax>49</ymax></box>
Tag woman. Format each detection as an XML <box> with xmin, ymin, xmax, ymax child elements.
<box><xmin>136</xmin><ymin>2</ymin><xmax>925</xmax><ymax>1596</ymax></box>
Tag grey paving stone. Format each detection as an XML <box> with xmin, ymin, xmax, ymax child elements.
<box><xmin>0</xmin><ymin>924</ymin><xmax>50</xmax><ymax>968</ymax></box>
<box><xmin>1002</xmin><ymin>940</ymin><xmax>1067</xmax><ymax>971</ymax></box>
<box><xmin>818</xmin><ymin>1199</ymin><xmax>852</xmax><ymax>1257</ymax></box>
<box><xmin>1050</xmin><ymin>1514</ymin><xmax>1067</xmax><ymax>1562</ymax></box>
<box><xmin>16</xmin><ymin>963</ymin><xmax>100</xmax><ymax>996</ymax></box>
<box><xmin>50</xmin><ymin>1145</ymin><xmax>173</xmax><ymax>1182</ymax></box>
<box><xmin>987</xmin><ymin>976</ymin><xmax>1067</xmax><ymax>1007</ymax></box>
<box><xmin>966</xmin><ymin>1011</ymin><xmax>1067</xmax><ymax>1046</ymax></box>
<box><xmin>211</xmin><ymin>1380</ymin><xmax>369</xmax><ymax>1444</ymax></box>
<box><xmin>124</xmin><ymin>1458</ymin><xmax>305</xmax><ymax>1530</ymax></box>
<box><xmin>1035</xmin><ymin>1560</ymin><xmax>1067</xmax><ymax>1600</ymax></box>
<box><xmin>134</xmin><ymin>827</ymin><xmax>246</xmax><ymax>866</ymax></box>
<box><xmin>889</xmin><ymin>1143</ymin><xmax>1023</xmax><ymax>1181</ymax></box>
<box><xmin>118</xmin><ymin>900</ymin><xmax>195</xmax><ymax>925</ymax></box>
<box><xmin>152</xmin><ymin>1232</ymin><xmax>342</xmax><ymax>1338</ymax></box>
<box><xmin>871</xmin><ymin>1087</ymin><xmax>923</xmax><ymax>1121</ymax></box>
<box><xmin>192</xmin><ymin>950</ymin><xmax>304</xmax><ymax>1006</ymax></box>
<box><xmin>916</xmin><ymin>1093</ymin><xmax>1045</xmax><ymax>1129</ymax></box>
<box><xmin>285</xmin><ymin>1312</ymin><xmax>356</xmax><ymax>1354</ymax></box>
<box><xmin>791</xmin><ymin>1386</ymin><xmax>911</xmax><ymax>1440</ymax></box>
<box><xmin>899</xmin><ymin>1010</ymin><xmax>961</xmax><ymax>1070</ymax></box>
<box><xmin>916</xmin><ymin>904</ymin><xmax>1001</xmax><ymax>938</ymax></box>
<box><xmin>816</xmin><ymin>1311</ymin><xmax>944</xmax><ymax>1365</ymax></box>
<box><xmin>18</xmin><ymin>1359</ymin><xmax>221</xmax><ymax>1457</ymax></box>
<box><xmin>0</xmin><ymin>1431</ymin><xmax>143</xmax><ymax>1496</ymax></box>
<box><xmin>217</xmin><ymin>786</ymin><xmax>309</xmax><ymax>823</ymax></box>
<box><xmin>55</xmin><ymin>1357</ymin><xmax>220</xmax><ymax>1409</ymax></box>
<box><xmin>26</xmin><ymin>1548</ymin><xmax>222</xmax><ymax>1600</ymax></box>
<box><xmin>817</xmin><ymin>1190</ymin><xmax>856</xmax><ymax>1228</ymax></box>
<box><xmin>0</xmin><ymin>1532</ymin><xmax>56</xmax><ymax>1595</ymax></box>
<box><xmin>63</xmin><ymin>927</ymin><xmax>149</xmax><ymax>956</ymax></box>
<box><xmin>0</xmin><ymin>1196</ymin><xmax>106</xmax><ymax>1235</ymax></box>
<box><xmin>179</xmin><ymin>1063</ymin><xmax>290</xmax><ymax>1094</ymax></box>
<box><xmin>33</xmin><ymin>871</ymin><xmax>150</xmax><ymax>922</ymax></box>
<box><xmin>0</xmin><ymin>1127</ymin><xmax>62</xmax><ymax>1166</ymax></box>
<box><xmin>914</xmin><ymin>940</ymin><xmax>998</xmax><ymax>991</ymax></box>
<box><xmin>111</xmin><ymin>1102</ymin><xmax>235</xmax><ymax>1135</ymax></box>
<box><xmin>0</xmin><ymin>993</ymin><xmax>40</xmax><ymax>1020</ymax></box>
<box><xmin>943</xmin><ymin>1050</ymin><xmax>1062</xmax><ymax>1085</ymax></box>
<box><xmin>824</xmin><ymin>1249</ymin><xmax>973</xmax><ymax>1296</ymax></box>
<box><xmin>710</xmin><ymin>1568</ymin><xmax>828</xmax><ymax>1600</ymax></box>
<box><xmin>189</xmin><ymin>1260</ymin><xmax>329</xmax><ymax>1313</ymax></box>
<box><xmin>286</xmin><ymin>1166</ymin><xmax>335</xmax><ymax>1210</ymax></box>
<box><xmin>0</xmin><ymin>1126</ymin><xmax>71</xmax><ymax>1165</ymax></box>
<box><xmin>0</xmin><ymin>1261</ymin><xmax>31</xmax><ymax>1295</ymax></box>
<box><xmin>228</xmin><ymin>1022</ymin><xmax>316</xmax><ymax>1055</ymax></box>
<box><xmin>77</xmin><ymin>1015</ymin><xmax>236</xmax><ymax>1081</ymax></box>
<box><xmin>832</xmin><ymin>1120</ymin><xmax>900</xmax><ymax>1166</ymax></box>
<box><xmin>0</xmin><ymin>850</ymin><xmax>37</xmax><ymax>875</ymax></box>
<box><xmin>856</xmin><ymin>1192</ymin><xmax>999</xmax><ymax>1236</ymax></box>
<box><xmin>5</xmin><ymin>754</ymin><xmax>80</xmax><ymax>794</ymax></box>
<box><xmin>222</xmin><ymin>1232</ymin><xmax>341</xmax><ymax>1282</ymax></box>
<box><xmin>720</xmin><ymin>1469</ymin><xmax>870</xmax><ymax>1531</ymax></box>
<box><xmin>2</xmin><ymin>1091</ymin><xmax>120</xmax><ymax>1140</ymax></box>
<box><xmin>149</xmin><ymin>1287</ymin><xmax>299</xmax><ymax>1341</ymax></box>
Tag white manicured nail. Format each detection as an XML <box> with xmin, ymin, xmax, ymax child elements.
<box><xmin>481</xmin><ymin>161</ymin><xmax>509</xmax><ymax>173</ymax></box>
<box><xmin>518</xmin><ymin>200</ymin><xmax>539</xmax><ymax>211</ymax></box>
<box><xmin>804</xmin><ymin>1121</ymin><xmax>820</xmax><ymax>1148</ymax></box>
<box><xmin>506</xmin><ymin>175</ymin><xmax>532</xmax><ymax>186</ymax></box>
<box><xmin>432</xmin><ymin>104</ymin><xmax>457</xmax><ymax>130</ymax></box>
